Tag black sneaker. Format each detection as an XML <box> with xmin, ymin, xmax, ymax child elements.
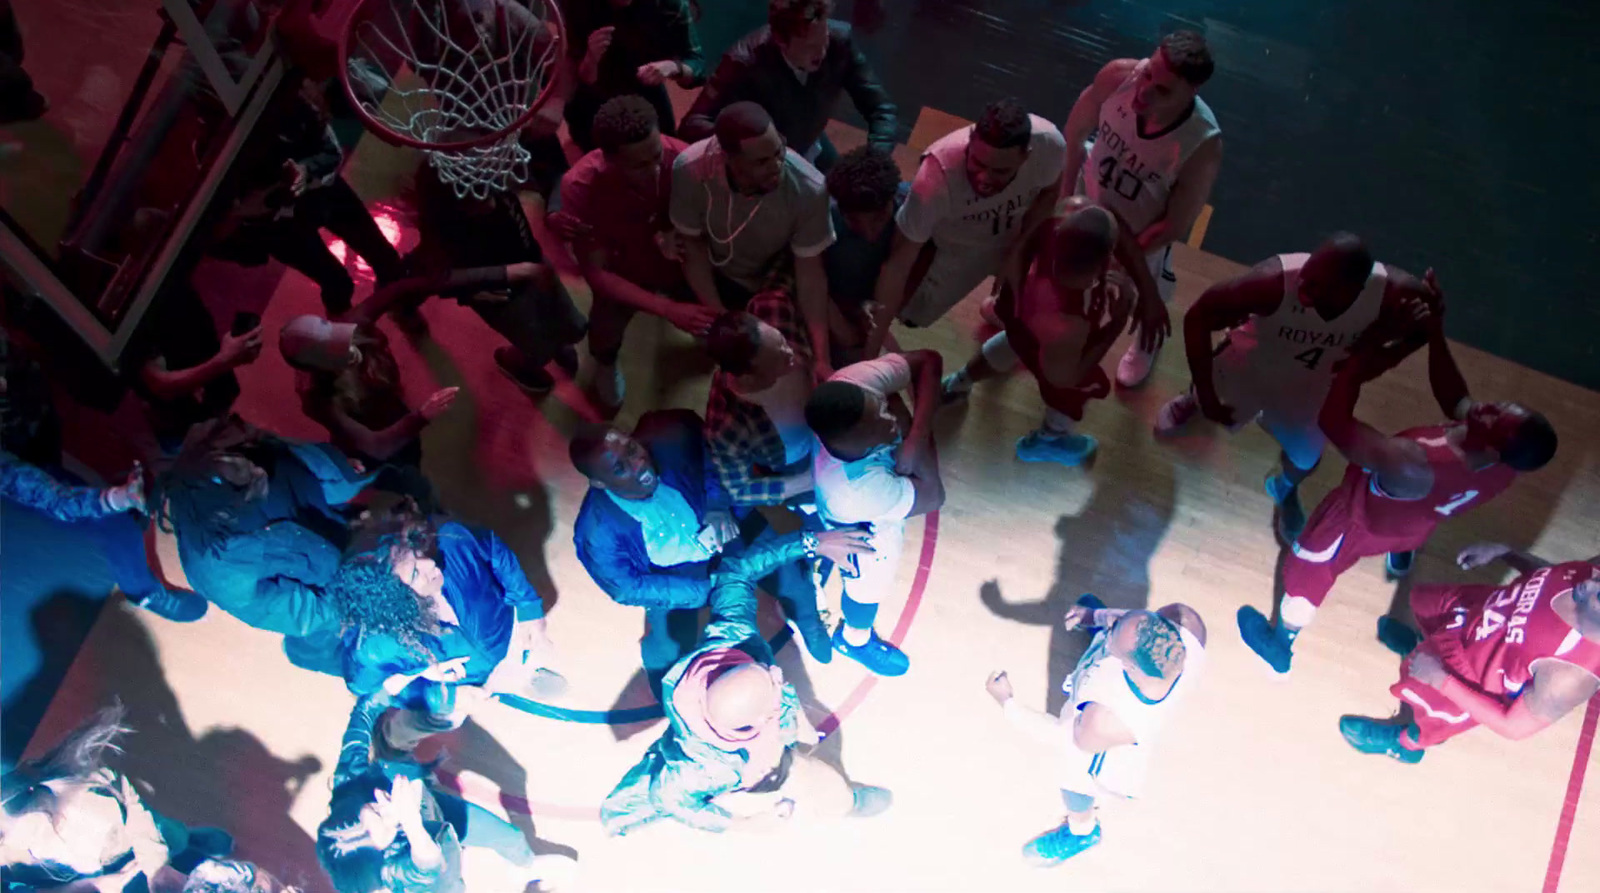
<box><xmin>495</xmin><ymin>347</ymin><xmax>554</xmax><ymax>395</ymax></box>
<box><xmin>132</xmin><ymin>588</ymin><xmax>208</xmax><ymax>622</ymax></box>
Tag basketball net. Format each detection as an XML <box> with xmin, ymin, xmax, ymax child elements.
<box><xmin>333</xmin><ymin>0</ymin><xmax>564</xmax><ymax>199</ymax></box>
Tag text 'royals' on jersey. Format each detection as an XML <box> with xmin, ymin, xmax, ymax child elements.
<box><xmin>899</xmin><ymin>114</ymin><xmax>1067</xmax><ymax>253</ymax></box>
<box><xmin>1081</xmin><ymin>73</ymin><xmax>1220</xmax><ymax>236</ymax></box>
<box><xmin>1218</xmin><ymin>253</ymin><xmax>1388</xmax><ymax>389</ymax></box>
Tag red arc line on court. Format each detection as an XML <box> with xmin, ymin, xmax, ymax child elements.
<box><xmin>1543</xmin><ymin>694</ymin><xmax>1599</xmax><ymax>893</ymax></box>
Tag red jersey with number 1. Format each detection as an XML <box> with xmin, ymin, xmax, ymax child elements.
<box><xmin>1420</xmin><ymin>562</ymin><xmax>1600</xmax><ymax>697</ymax></box>
<box><xmin>1338</xmin><ymin>423</ymin><xmax>1518</xmax><ymax>540</ymax></box>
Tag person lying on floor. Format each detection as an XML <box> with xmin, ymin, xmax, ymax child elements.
<box><xmin>600</xmin><ymin>527</ymin><xmax>893</xmax><ymax>836</ymax></box>
<box><xmin>321</xmin><ymin>504</ymin><xmax>563</xmax><ymax>756</ymax></box>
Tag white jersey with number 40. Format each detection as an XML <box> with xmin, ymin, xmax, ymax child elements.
<box><xmin>1223</xmin><ymin>253</ymin><xmax>1387</xmax><ymax>383</ymax></box>
<box><xmin>1082</xmin><ymin>74</ymin><xmax>1220</xmax><ymax>235</ymax></box>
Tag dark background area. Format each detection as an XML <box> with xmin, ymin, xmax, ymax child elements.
<box><xmin>700</xmin><ymin>0</ymin><xmax>1598</xmax><ymax>390</ymax></box>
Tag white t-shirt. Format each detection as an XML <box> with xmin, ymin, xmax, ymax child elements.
<box><xmin>896</xmin><ymin>114</ymin><xmax>1067</xmax><ymax>253</ymax></box>
<box><xmin>743</xmin><ymin>368</ymin><xmax>814</xmax><ymax>465</ymax></box>
<box><xmin>812</xmin><ymin>354</ymin><xmax>916</xmax><ymax>527</ymax></box>
<box><xmin>605</xmin><ymin>483</ymin><xmax>715</xmax><ymax>567</ymax></box>
<box><xmin>669</xmin><ymin>138</ymin><xmax>835</xmax><ymax>293</ymax></box>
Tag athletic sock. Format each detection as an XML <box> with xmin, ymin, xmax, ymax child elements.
<box><xmin>842</xmin><ymin>624</ymin><xmax>872</xmax><ymax>647</ymax></box>
<box><xmin>840</xmin><ymin>595</ymin><xmax>877</xmax><ymax>647</ymax></box>
<box><xmin>1066</xmin><ymin>813</ymin><xmax>1098</xmax><ymax>835</ymax></box>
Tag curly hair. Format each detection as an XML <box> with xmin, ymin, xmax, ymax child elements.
<box><xmin>769</xmin><ymin>0</ymin><xmax>831</xmax><ymax>41</ymax></box>
<box><xmin>825</xmin><ymin>147</ymin><xmax>901</xmax><ymax>214</ymax></box>
<box><xmin>325</xmin><ymin>505</ymin><xmax>441</xmax><ymax>660</ymax></box>
<box><xmin>2</xmin><ymin>704</ymin><xmax>130</xmax><ymax>829</ymax></box>
<box><xmin>974</xmin><ymin>98</ymin><xmax>1032</xmax><ymax>151</ymax></box>
<box><xmin>591</xmin><ymin>95</ymin><xmax>660</xmax><ymax>155</ymax></box>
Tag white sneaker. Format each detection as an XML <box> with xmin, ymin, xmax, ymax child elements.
<box><xmin>1153</xmin><ymin>392</ymin><xmax>1198</xmax><ymax>436</ymax></box>
<box><xmin>594</xmin><ymin>361</ymin><xmax>624</xmax><ymax>410</ymax></box>
<box><xmin>1116</xmin><ymin>341</ymin><xmax>1159</xmax><ymax>388</ymax></box>
<box><xmin>940</xmin><ymin>370</ymin><xmax>974</xmax><ymax>404</ymax></box>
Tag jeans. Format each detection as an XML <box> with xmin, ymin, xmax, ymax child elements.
<box><xmin>435</xmin><ymin>790</ymin><xmax>536</xmax><ymax>867</ymax></box>
<box><xmin>90</xmin><ymin>512</ymin><xmax>164</xmax><ymax>601</ymax></box>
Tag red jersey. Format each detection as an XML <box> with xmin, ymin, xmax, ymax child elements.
<box><xmin>1429</xmin><ymin>563</ymin><xmax>1600</xmax><ymax>696</ymax></box>
<box><xmin>559</xmin><ymin>137</ymin><xmax>687</xmax><ymax>292</ymax></box>
<box><xmin>1335</xmin><ymin>423</ymin><xmax>1518</xmax><ymax>540</ymax></box>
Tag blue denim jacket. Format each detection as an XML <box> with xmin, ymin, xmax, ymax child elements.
<box><xmin>573</xmin><ymin>410</ymin><xmax>731</xmax><ymax>611</ymax></box>
<box><xmin>0</xmin><ymin>448</ymin><xmax>115</xmax><ymax>523</ymax></box>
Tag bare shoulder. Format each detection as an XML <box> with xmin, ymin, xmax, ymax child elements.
<box><xmin>1157</xmin><ymin>603</ymin><xmax>1207</xmax><ymax>646</ymax></box>
<box><xmin>1095</xmin><ymin>58</ymin><xmax>1140</xmax><ymax>89</ymax></box>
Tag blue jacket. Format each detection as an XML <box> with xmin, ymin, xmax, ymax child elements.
<box><xmin>599</xmin><ymin>533</ymin><xmax>808</xmax><ymax>836</ymax></box>
<box><xmin>177</xmin><ymin>439</ymin><xmax>377</xmax><ymax>639</ymax></box>
<box><xmin>0</xmin><ymin>449</ymin><xmax>117</xmax><ymax>523</ymax></box>
<box><xmin>343</xmin><ymin>521</ymin><xmax>547</xmax><ymax>712</ymax></box>
<box><xmin>573</xmin><ymin>410</ymin><xmax>731</xmax><ymax>611</ymax></box>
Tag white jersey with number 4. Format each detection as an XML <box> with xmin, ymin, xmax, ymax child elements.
<box><xmin>1082</xmin><ymin>73</ymin><xmax>1220</xmax><ymax>235</ymax></box>
<box><xmin>1220</xmin><ymin>253</ymin><xmax>1387</xmax><ymax>386</ymax></box>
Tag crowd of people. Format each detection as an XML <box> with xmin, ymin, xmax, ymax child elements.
<box><xmin>3</xmin><ymin>0</ymin><xmax>1598</xmax><ymax>890</ymax></box>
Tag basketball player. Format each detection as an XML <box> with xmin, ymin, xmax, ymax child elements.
<box><xmin>987</xmin><ymin>596</ymin><xmax>1207</xmax><ymax>865</ymax></box>
<box><xmin>1063</xmin><ymin>30</ymin><xmax>1222</xmax><ymax>388</ymax></box>
<box><xmin>863</xmin><ymin>98</ymin><xmax>1067</xmax><ymax>355</ymax></box>
<box><xmin>942</xmin><ymin>197</ymin><xmax>1160</xmax><ymax>466</ymax></box>
<box><xmin>1154</xmin><ymin>233</ymin><xmax>1437</xmax><ymax>540</ymax></box>
<box><xmin>1239</xmin><ymin>290</ymin><xmax>1560</xmax><ymax>674</ymax></box>
<box><xmin>1341</xmin><ymin>542</ymin><xmax>1600</xmax><ymax>762</ymax></box>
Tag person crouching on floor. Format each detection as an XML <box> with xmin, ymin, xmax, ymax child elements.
<box><xmin>601</xmin><ymin>527</ymin><xmax>893</xmax><ymax>836</ymax></box>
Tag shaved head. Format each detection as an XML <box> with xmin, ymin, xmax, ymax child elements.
<box><xmin>1050</xmin><ymin>206</ymin><xmax>1116</xmax><ymax>280</ymax></box>
<box><xmin>705</xmin><ymin>663</ymin><xmax>781</xmax><ymax>731</ymax></box>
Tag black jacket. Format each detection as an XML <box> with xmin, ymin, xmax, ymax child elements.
<box><xmin>679</xmin><ymin>20</ymin><xmax>896</xmax><ymax>156</ymax></box>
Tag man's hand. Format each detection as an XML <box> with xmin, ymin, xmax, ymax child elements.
<box><xmin>1130</xmin><ymin>294</ymin><xmax>1171</xmax><ymax>352</ymax></box>
<box><xmin>985</xmin><ymin>670</ymin><xmax>1014</xmax><ymax>705</ymax></box>
<box><xmin>662</xmin><ymin>302</ymin><xmax>718</xmax><ymax>337</ymax></box>
<box><xmin>580</xmin><ymin>26</ymin><xmax>615</xmax><ymax>84</ymax></box>
<box><xmin>284</xmin><ymin>159</ymin><xmax>309</xmax><ymax>197</ymax></box>
<box><xmin>218</xmin><ymin>326</ymin><xmax>264</xmax><ymax>368</ymax></box>
<box><xmin>1062</xmin><ymin>604</ymin><xmax>1094</xmax><ymax>632</ymax></box>
<box><xmin>1421</xmin><ymin>268</ymin><xmax>1446</xmax><ymax>337</ymax></box>
<box><xmin>418</xmin><ymin>387</ymin><xmax>461</xmax><ymax>422</ymax></box>
<box><xmin>546</xmin><ymin>210</ymin><xmax>593</xmax><ymax>244</ymax></box>
<box><xmin>1457</xmin><ymin>542</ymin><xmax>1512</xmax><ymax>571</ymax></box>
<box><xmin>511</xmin><ymin>617</ymin><xmax>556</xmax><ymax>667</ymax></box>
<box><xmin>421</xmin><ymin>655</ymin><xmax>471</xmax><ymax>683</ymax></box>
<box><xmin>812</xmin><ymin>356</ymin><xmax>834</xmax><ymax>385</ymax></box>
<box><xmin>529</xmin><ymin>99</ymin><xmax>563</xmax><ymax>138</ymax></box>
<box><xmin>637</xmin><ymin>60</ymin><xmax>680</xmax><ymax>86</ymax></box>
<box><xmin>102</xmin><ymin>462</ymin><xmax>146</xmax><ymax>514</ymax></box>
<box><xmin>702</xmin><ymin>509</ymin><xmax>740</xmax><ymax>549</ymax></box>
<box><xmin>814</xmin><ymin>528</ymin><xmax>874</xmax><ymax>565</ymax></box>
<box><xmin>1407</xmin><ymin>648</ymin><xmax>1448</xmax><ymax>687</ymax></box>
<box><xmin>656</xmin><ymin>230</ymin><xmax>686</xmax><ymax>261</ymax></box>
<box><xmin>738</xmin><ymin>798</ymin><xmax>795</xmax><ymax>831</ymax></box>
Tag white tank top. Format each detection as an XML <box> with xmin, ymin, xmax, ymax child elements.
<box><xmin>1081</xmin><ymin>73</ymin><xmax>1220</xmax><ymax>234</ymax></box>
<box><xmin>1067</xmin><ymin>624</ymin><xmax>1206</xmax><ymax>748</ymax></box>
<box><xmin>903</xmin><ymin>114</ymin><xmax>1067</xmax><ymax>253</ymax></box>
<box><xmin>1223</xmin><ymin>253</ymin><xmax>1388</xmax><ymax>382</ymax></box>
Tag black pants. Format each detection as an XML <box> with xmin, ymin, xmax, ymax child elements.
<box><xmin>0</xmin><ymin>0</ymin><xmax>41</xmax><ymax>121</ymax></box>
<box><xmin>564</xmin><ymin>81</ymin><xmax>676</xmax><ymax>153</ymax></box>
<box><xmin>450</xmin><ymin>278</ymin><xmax>588</xmax><ymax>379</ymax></box>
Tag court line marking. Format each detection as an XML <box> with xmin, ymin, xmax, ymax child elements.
<box><xmin>1543</xmin><ymin>694</ymin><xmax>1599</xmax><ymax>892</ymax></box>
<box><xmin>438</xmin><ymin>512</ymin><xmax>941</xmax><ymax>821</ymax></box>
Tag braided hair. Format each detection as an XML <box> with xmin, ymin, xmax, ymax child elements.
<box><xmin>324</xmin><ymin>503</ymin><xmax>442</xmax><ymax>661</ymax></box>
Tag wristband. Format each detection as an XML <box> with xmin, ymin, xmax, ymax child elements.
<box><xmin>800</xmin><ymin>531</ymin><xmax>818</xmax><ymax>559</ymax></box>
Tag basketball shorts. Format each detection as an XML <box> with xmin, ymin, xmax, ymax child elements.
<box><xmin>899</xmin><ymin>242</ymin><xmax>1007</xmax><ymax>328</ymax></box>
<box><xmin>1281</xmin><ymin>493</ymin><xmax>1431</xmax><ymax>618</ymax></box>
<box><xmin>1211</xmin><ymin>353</ymin><xmax>1327</xmax><ymax>472</ymax></box>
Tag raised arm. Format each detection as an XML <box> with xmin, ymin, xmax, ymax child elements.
<box><xmin>839</xmin><ymin>26</ymin><xmax>898</xmax><ymax>153</ymax></box>
<box><xmin>0</xmin><ymin>449</ymin><xmax>127</xmax><ymax>522</ymax></box>
<box><xmin>333</xmin><ymin>693</ymin><xmax>391</xmax><ymax>785</ymax></box>
<box><xmin>1343</xmin><ymin>266</ymin><xmax>1437</xmax><ymax>383</ymax></box>
<box><xmin>1320</xmin><ymin>351</ymin><xmax>1433</xmax><ymax>499</ymax></box>
<box><xmin>339</xmin><ymin>266</ymin><xmax>522</xmax><ymax>329</ymax></box>
<box><xmin>1420</xmin><ymin>274</ymin><xmax>1471</xmax><ymax>419</ymax></box>
<box><xmin>1061</xmin><ymin>59</ymin><xmax>1137</xmax><ymax>196</ymax></box>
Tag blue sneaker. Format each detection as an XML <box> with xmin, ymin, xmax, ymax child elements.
<box><xmin>1076</xmin><ymin>594</ymin><xmax>1108</xmax><ymax>633</ymax></box>
<box><xmin>1266</xmin><ymin>473</ymin><xmax>1306</xmax><ymax>544</ymax></box>
<box><xmin>1022</xmin><ymin>821</ymin><xmax>1102</xmax><ymax>867</ymax></box>
<box><xmin>849</xmin><ymin>785</ymin><xmax>893</xmax><ymax>818</ymax></box>
<box><xmin>1016</xmin><ymin>431</ymin><xmax>1097</xmax><ymax>466</ymax></box>
<box><xmin>1237</xmin><ymin>606</ymin><xmax>1294</xmax><ymax>674</ymax></box>
<box><xmin>1385</xmin><ymin>550</ymin><xmax>1416</xmax><ymax>580</ymax></box>
<box><xmin>130</xmin><ymin>588</ymin><xmax>208</xmax><ymax>623</ymax></box>
<box><xmin>1376</xmin><ymin>616</ymin><xmax>1422</xmax><ymax>657</ymax></box>
<box><xmin>832</xmin><ymin>626</ymin><xmax>910</xmax><ymax>676</ymax></box>
<box><xmin>1339</xmin><ymin>716</ymin><xmax>1424</xmax><ymax>764</ymax></box>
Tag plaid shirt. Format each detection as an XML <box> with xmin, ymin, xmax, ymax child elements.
<box><xmin>704</xmin><ymin>291</ymin><xmax>814</xmax><ymax>505</ymax></box>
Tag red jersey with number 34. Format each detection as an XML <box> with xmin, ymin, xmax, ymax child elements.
<box><xmin>1340</xmin><ymin>424</ymin><xmax>1518</xmax><ymax>540</ymax></box>
<box><xmin>1429</xmin><ymin>562</ymin><xmax>1600</xmax><ymax>697</ymax></box>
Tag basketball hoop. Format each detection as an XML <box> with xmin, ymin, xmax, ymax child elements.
<box><xmin>281</xmin><ymin>0</ymin><xmax>565</xmax><ymax>199</ymax></box>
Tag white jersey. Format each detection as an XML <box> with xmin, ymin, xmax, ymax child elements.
<box><xmin>1082</xmin><ymin>73</ymin><xmax>1220</xmax><ymax>234</ymax></box>
<box><xmin>1220</xmin><ymin>253</ymin><xmax>1387</xmax><ymax>384</ymax></box>
<box><xmin>1059</xmin><ymin>623</ymin><xmax>1206</xmax><ymax>798</ymax></box>
<box><xmin>897</xmin><ymin>114</ymin><xmax>1067</xmax><ymax>254</ymax></box>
